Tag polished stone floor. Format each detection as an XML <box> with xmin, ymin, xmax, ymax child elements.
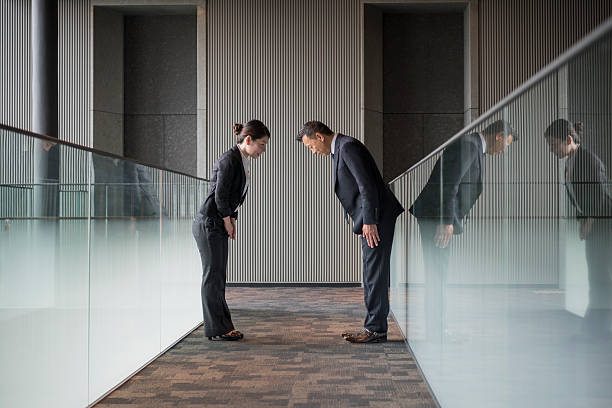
<box><xmin>95</xmin><ymin>287</ymin><xmax>436</xmax><ymax>407</ymax></box>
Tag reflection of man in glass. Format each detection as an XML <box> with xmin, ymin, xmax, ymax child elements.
<box><xmin>544</xmin><ymin>119</ymin><xmax>612</xmax><ymax>339</ymax></box>
<box><xmin>409</xmin><ymin>120</ymin><xmax>517</xmax><ymax>342</ymax></box>
<box><xmin>123</xmin><ymin>161</ymin><xmax>163</xmax><ymax>218</ymax></box>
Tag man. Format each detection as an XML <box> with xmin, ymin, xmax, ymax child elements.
<box><xmin>409</xmin><ymin>119</ymin><xmax>517</xmax><ymax>341</ymax></box>
<box><xmin>297</xmin><ymin>121</ymin><xmax>404</xmax><ymax>343</ymax></box>
<box><xmin>544</xmin><ymin>119</ymin><xmax>612</xmax><ymax>339</ymax></box>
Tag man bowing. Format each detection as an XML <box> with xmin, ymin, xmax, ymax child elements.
<box><xmin>297</xmin><ymin>121</ymin><xmax>404</xmax><ymax>343</ymax></box>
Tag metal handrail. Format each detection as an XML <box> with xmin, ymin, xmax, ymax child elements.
<box><xmin>0</xmin><ymin>123</ymin><xmax>209</xmax><ymax>183</ymax></box>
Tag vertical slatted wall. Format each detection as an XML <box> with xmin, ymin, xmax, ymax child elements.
<box><xmin>58</xmin><ymin>0</ymin><xmax>91</xmax><ymax>217</ymax></box>
<box><xmin>207</xmin><ymin>0</ymin><xmax>362</xmax><ymax>283</ymax></box>
<box><xmin>479</xmin><ymin>0</ymin><xmax>612</xmax><ymax>112</ymax></box>
<box><xmin>0</xmin><ymin>0</ymin><xmax>33</xmax><ymax>195</ymax></box>
<box><xmin>1</xmin><ymin>0</ymin><xmax>91</xmax><ymax>217</ymax></box>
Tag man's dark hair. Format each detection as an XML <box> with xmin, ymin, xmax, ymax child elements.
<box><xmin>482</xmin><ymin>119</ymin><xmax>518</xmax><ymax>140</ymax></box>
<box><xmin>544</xmin><ymin>119</ymin><xmax>582</xmax><ymax>144</ymax></box>
<box><xmin>296</xmin><ymin>121</ymin><xmax>333</xmax><ymax>142</ymax></box>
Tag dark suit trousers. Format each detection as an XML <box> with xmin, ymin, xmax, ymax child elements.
<box><xmin>192</xmin><ymin>215</ymin><xmax>235</xmax><ymax>337</ymax></box>
<box><xmin>362</xmin><ymin>214</ymin><xmax>397</xmax><ymax>333</ymax></box>
<box><xmin>417</xmin><ymin>218</ymin><xmax>451</xmax><ymax>342</ymax></box>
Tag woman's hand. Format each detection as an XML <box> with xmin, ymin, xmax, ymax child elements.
<box><xmin>223</xmin><ymin>216</ymin><xmax>236</xmax><ymax>240</ymax></box>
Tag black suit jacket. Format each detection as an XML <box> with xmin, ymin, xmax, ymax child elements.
<box><xmin>409</xmin><ymin>132</ymin><xmax>484</xmax><ymax>234</ymax></box>
<box><xmin>333</xmin><ymin>134</ymin><xmax>404</xmax><ymax>234</ymax></box>
<box><xmin>198</xmin><ymin>145</ymin><xmax>246</xmax><ymax>221</ymax></box>
<box><xmin>566</xmin><ymin>146</ymin><xmax>612</xmax><ymax>218</ymax></box>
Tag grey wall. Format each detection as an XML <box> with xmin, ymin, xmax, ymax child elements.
<box><xmin>382</xmin><ymin>12</ymin><xmax>464</xmax><ymax>181</ymax></box>
<box><xmin>207</xmin><ymin>0</ymin><xmax>361</xmax><ymax>283</ymax></box>
<box><xmin>478</xmin><ymin>0</ymin><xmax>612</xmax><ymax>112</ymax></box>
<box><xmin>1</xmin><ymin>0</ymin><xmax>90</xmax><ymax>201</ymax></box>
<box><xmin>123</xmin><ymin>15</ymin><xmax>197</xmax><ymax>176</ymax></box>
<box><xmin>93</xmin><ymin>8</ymin><xmax>124</xmax><ymax>156</ymax></box>
<box><xmin>1</xmin><ymin>0</ymin><xmax>91</xmax><ymax>145</ymax></box>
<box><xmin>363</xmin><ymin>5</ymin><xmax>384</xmax><ymax>174</ymax></box>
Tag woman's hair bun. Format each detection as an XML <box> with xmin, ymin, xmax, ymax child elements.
<box><xmin>233</xmin><ymin>122</ymin><xmax>244</xmax><ymax>136</ymax></box>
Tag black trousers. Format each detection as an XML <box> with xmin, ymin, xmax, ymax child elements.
<box><xmin>417</xmin><ymin>218</ymin><xmax>451</xmax><ymax>342</ymax></box>
<box><xmin>192</xmin><ymin>214</ymin><xmax>235</xmax><ymax>337</ymax></box>
<box><xmin>362</xmin><ymin>215</ymin><xmax>398</xmax><ymax>333</ymax></box>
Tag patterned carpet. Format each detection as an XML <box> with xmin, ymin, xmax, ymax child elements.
<box><xmin>95</xmin><ymin>287</ymin><xmax>437</xmax><ymax>408</ymax></box>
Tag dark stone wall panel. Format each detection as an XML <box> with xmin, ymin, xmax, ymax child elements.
<box><xmin>383</xmin><ymin>13</ymin><xmax>464</xmax><ymax>113</ymax></box>
<box><xmin>383</xmin><ymin>114</ymin><xmax>423</xmax><ymax>181</ymax></box>
<box><xmin>124</xmin><ymin>15</ymin><xmax>197</xmax><ymax>116</ymax></box>
<box><xmin>124</xmin><ymin>114</ymin><xmax>163</xmax><ymax>167</ymax></box>
<box><xmin>164</xmin><ymin>115</ymin><xmax>197</xmax><ymax>175</ymax></box>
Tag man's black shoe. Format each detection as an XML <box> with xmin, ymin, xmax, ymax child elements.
<box><xmin>344</xmin><ymin>328</ymin><xmax>387</xmax><ymax>343</ymax></box>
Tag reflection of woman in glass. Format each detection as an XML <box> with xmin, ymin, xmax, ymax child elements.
<box><xmin>193</xmin><ymin>120</ymin><xmax>270</xmax><ymax>341</ymax></box>
<box><xmin>544</xmin><ymin>119</ymin><xmax>612</xmax><ymax>338</ymax></box>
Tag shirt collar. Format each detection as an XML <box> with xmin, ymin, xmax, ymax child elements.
<box><xmin>331</xmin><ymin>133</ymin><xmax>338</xmax><ymax>155</ymax></box>
<box><xmin>238</xmin><ymin>146</ymin><xmax>250</xmax><ymax>166</ymax></box>
<box><xmin>478</xmin><ymin>132</ymin><xmax>487</xmax><ymax>154</ymax></box>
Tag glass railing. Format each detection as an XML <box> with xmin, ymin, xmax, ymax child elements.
<box><xmin>0</xmin><ymin>127</ymin><xmax>206</xmax><ymax>407</ymax></box>
<box><xmin>390</xmin><ymin>18</ymin><xmax>612</xmax><ymax>408</ymax></box>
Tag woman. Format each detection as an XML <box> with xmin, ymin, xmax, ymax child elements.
<box><xmin>193</xmin><ymin>120</ymin><xmax>270</xmax><ymax>341</ymax></box>
<box><xmin>544</xmin><ymin>119</ymin><xmax>612</xmax><ymax>338</ymax></box>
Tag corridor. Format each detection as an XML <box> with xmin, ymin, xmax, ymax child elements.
<box><xmin>95</xmin><ymin>287</ymin><xmax>436</xmax><ymax>407</ymax></box>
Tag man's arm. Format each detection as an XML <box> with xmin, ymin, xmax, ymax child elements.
<box><xmin>342</xmin><ymin>142</ymin><xmax>381</xmax><ymax>248</ymax></box>
<box><xmin>440</xmin><ymin>139</ymin><xmax>480</xmax><ymax>224</ymax></box>
<box><xmin>342</xmin><ymin>142</ymin><xmax>380</xmax><ymax>225</ymax></box>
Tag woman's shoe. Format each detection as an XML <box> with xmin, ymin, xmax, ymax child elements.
<box><xmin>208</xmin><ymin>330</ymin><xmax>244</xmax><ymax>341</ymax></box>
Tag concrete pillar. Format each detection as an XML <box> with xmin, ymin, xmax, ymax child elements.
<box><xmin>32</xmin><ymin>0</ymin><xmax>59</xmax><ymax>217</ymax></box>
<box><xmin>32</xmin><ymin>0</ymin><xmax>58</xmax><ymax>137</ymax></box>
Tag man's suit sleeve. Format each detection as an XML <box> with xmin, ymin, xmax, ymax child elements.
<box><xmin>214</xmin><ymin>156</ymin><xmax>235</xmax><ymax>218</ymax></box>
<box><xmin>342</xmin><ymin>142</ymin><xmax>380</xmax><ymax>225</ymax></box>
<box><xmin>440</xmin><ymin>140</ymin><xmax>480</xmax><ymax>224</ymax></box>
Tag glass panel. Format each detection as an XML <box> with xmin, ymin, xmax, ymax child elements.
<box><xmin>390</xmin><ymin>31</ymin><xmax>612</xmax><ymax>407</ymax></box>
<box><xmin>0</xmin><ymin>127</ymin><xmax>206</xmax><ymax>406</ymax></box>
<box><xmin>87</xmin><ymin>153</ymin><xmax>162</xmax><ymax>402</ymax></box>
<box><xmin>0</xmin><ymin>129</ymin><xmax>89</xmax><ymax>407</ymax></box>
<box><xmin>159</xmin><ymin>171</ymin><xmax>206</xmax><ymax>349</ymax></box>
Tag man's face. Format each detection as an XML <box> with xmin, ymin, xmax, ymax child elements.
<box><xmin>302</xmin><ymin>133</ymin><xmax>331</xmax><ymax>156</ymax></box>
<box><xmin>545</xmin><ymin>136</ymin><xmax>570</xmax><ymax>159</ymax></box>
<box><xmin>488</xmin><ymin>132</ymin><xmax>513</xmax><ymax>155</ymax></box>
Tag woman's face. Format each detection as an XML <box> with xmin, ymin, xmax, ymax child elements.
<box><xmin>244</xmin><ymin>135</ymin><xmax>269</xmax><ymax>159</ymax></box>
<box><xmin>545</xmin><ymin>136</ymin><xmax>570</xmax><ymax>158</ymax></box>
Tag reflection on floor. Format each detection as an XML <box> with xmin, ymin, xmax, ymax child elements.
<box><xmin>95</xmin><ymin>287</ymin><xmax>436</xmax><ymax>408</ymax></box>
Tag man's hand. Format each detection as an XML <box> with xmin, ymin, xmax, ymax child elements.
<box><xmin>361</xmin><ymin>224</ymin><xmax>380</xmax><ymax>249</ymax></box>
<box><xmin>435</xmin><ymin>224</ymin><xmax>453</xmax><ymax>248</ymax></box>
<box><xmin>579</xmin><ymin>217</ymin><xmax>594</xmax><ymax>240</ymax></box>
<box><xmin>223</xmin><ymin>216</ymin><xmax>236</xmax><ymax>240</ymax></box>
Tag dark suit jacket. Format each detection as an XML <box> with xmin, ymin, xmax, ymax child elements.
<box><xmin>409</xmin><ymin>132</ymin><xmax>484</xmax><ymax>234</ymax></box>
<box><xmin>566</xmin><ymin>146</ymin><xmax>612</xmax><ymax>218</ymax></box>
<box><xmin>198</xmin><ymin>145</ymin><xmax>246</xmax><ymax>222</ymax></box>
<box><xmin>333</xmin><ymin>134</ymin><xmax>404</xmax><ymax>234</ymax></box>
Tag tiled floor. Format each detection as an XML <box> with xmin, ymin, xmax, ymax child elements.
<box><xmin>95</xmin><ymin>287</ymin><xmax>436</xmax><ymax>407</ymax></box>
